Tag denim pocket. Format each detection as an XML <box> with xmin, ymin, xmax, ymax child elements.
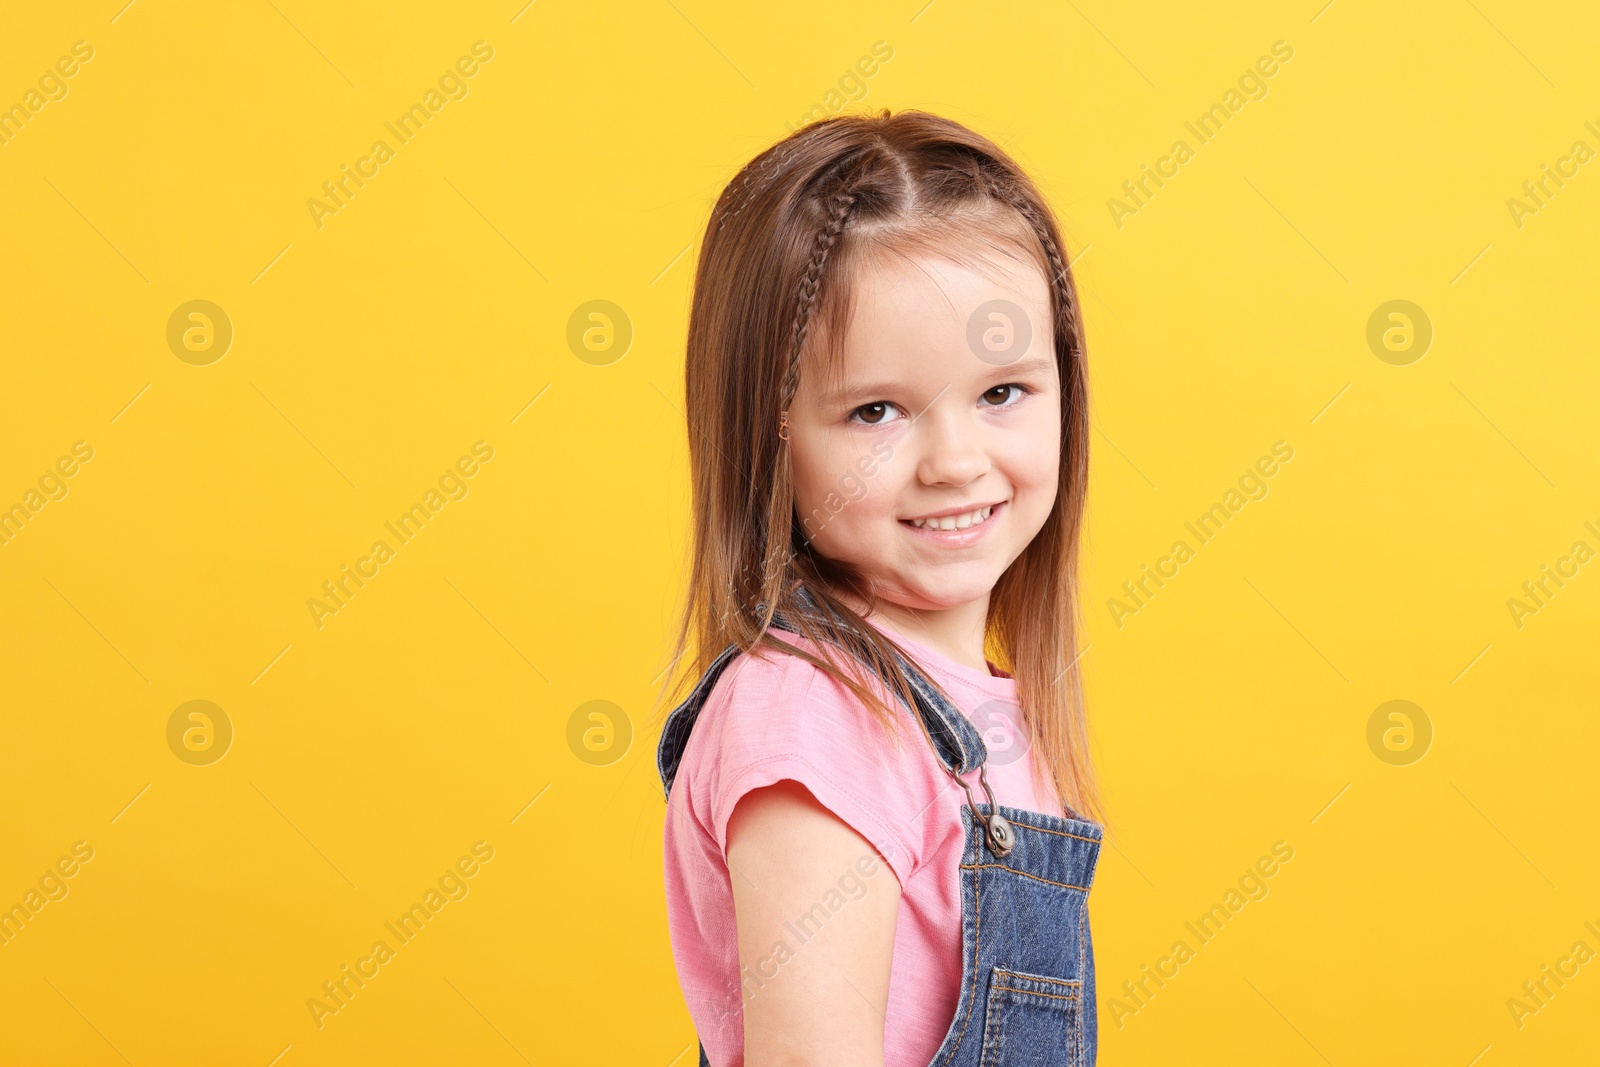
<box><xmin>978</xmin><ymin>965</ymin><xmax>1083</xmax><ymax>1067</ymax></box>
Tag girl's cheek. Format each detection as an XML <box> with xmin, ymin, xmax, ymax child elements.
<box><xmin>1005</xmin><ymin>418</ymin><xmax>1062</xmax><ymax>475</ymax></box>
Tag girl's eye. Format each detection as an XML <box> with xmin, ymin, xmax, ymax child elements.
<box><xmin>850</xmin><ymin>401</ymin><xmax>903</xmax><ymax>426</ymax></box>
<box><xmin>981</xmin><ymin>384</ymin><xmax>1030</xmax><ymax>407</ymax></box>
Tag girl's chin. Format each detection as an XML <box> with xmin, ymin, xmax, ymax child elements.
<box><xmin>867</xmin><ymin>573</ymin><xmax>1000</xmax><ymax>612</ymax></box>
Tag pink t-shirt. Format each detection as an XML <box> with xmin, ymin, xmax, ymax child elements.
<box><xmin>661</xmin><ymin>620</ymin><xmax>1066</xmax><ymax>1066</ymax></box>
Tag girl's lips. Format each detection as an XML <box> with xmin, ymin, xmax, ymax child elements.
<box><xmin>899</xmin><ymin>501</ymin><xmax>1005</xmax><ymax>546</ymax></box>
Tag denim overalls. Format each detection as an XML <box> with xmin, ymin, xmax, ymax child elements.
<box><xmin>657</xmin><ymin>588</ymin><xmax>1104</xmax><ymax>1066</ymax></box>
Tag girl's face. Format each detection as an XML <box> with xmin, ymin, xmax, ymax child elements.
<box><xmin>788</xmin><ymin>245</ymin><xmax>1061</xmax><ymax>620</ymax></box>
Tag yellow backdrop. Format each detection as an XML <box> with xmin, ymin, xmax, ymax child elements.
<box><xmin>2</xmin><ymin>1</ymin><xmax>1596</xmax><ymax>1064</ymax></box>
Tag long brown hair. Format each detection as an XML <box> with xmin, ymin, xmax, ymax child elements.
<box><xmin>652</xmin><ymin>108</ymin><xmax>1101</xmax><ymax>823</ymax></box>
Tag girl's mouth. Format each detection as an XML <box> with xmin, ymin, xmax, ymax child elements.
<box><xmin>899</xmin><ymin>501</ymin><xmax>1004</xmax><ymax>544</ymax></box>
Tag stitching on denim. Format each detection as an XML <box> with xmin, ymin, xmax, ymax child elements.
<box><xmin>1076</xmin><ymin>896</ymin><xmax>1088</xmax><ymax>1067</ymax></box>
<box><xmin>991</xmin><ymin>984</ymin><xmax>1079</xmax><ymax>1002</ymax></box>
<box><xmin>1004</xmin><ymin>818</ymin><xmax>1101</xmax><ymax>845</ymax></box>
<box><xmin>994</xmin><ymin>969</ymin><xmax>1080</xmax><ymax>990</ymax></box>
<box><xmin>981</xmin><ymin>969</ymin><xmax>1082</xmax><ymax>1064</ymax></box>
<box><xmin>1077</xmin><ymin>888</ymin><xmax>1087</xmax><ymax>977</ymax></box>
<box><xmin>960</xmin><ymin>863</ymin><xmax>1091</xmax><ymax>892</ymax></box>
<box><xmin>939</xmin><ymin>810</ymin><xmax>983</xmax><ymax>1066</ymax></box>
<box><xmin>1070</xmin><ymin>962</ymin><xmax>1080</xmax><ymax>1067</ymax></box>
<box><xmin>979</xmin><ymin>969</ymin><xmax>1005</xmax><ymax>1067</ymax></box>
<box><xmin>1070</xmin><ymin>987</ymin><xmax>1078</xmax><ymax>1067</ymax></box>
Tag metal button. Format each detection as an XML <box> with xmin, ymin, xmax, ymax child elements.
<box><xmin>988</xmin><ymin>813</ymin><xmax>1015</xmax><ymax>856</ymax></box>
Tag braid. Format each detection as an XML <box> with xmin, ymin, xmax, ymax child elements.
<box><xmin>758</xmin><ymin>185</ymin><xmax>860</xmax><ymax>631</ymax></box>
<box><xmin>780</xmin><ymin>188</ymin><xmax>860</xmax><ymax>418</ymax></box>
<box><xmin>980</xmin><ymin>171</ymin><xmax>1082</xmax><ymax>360</ymax></box>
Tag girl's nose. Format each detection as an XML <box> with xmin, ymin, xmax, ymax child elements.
<box><xmin>914</xmin><ymin>408</ymin><xmax>991</xmax><ymax>487</ymax></box>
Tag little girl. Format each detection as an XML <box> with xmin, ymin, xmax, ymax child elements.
<box><xmin>655</xmin><ymin>109</ymin><xmax>1104</xmax><ymax>1067</ymax></box>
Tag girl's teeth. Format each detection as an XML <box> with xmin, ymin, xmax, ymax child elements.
<box><xmin>910</xmin><ymin>506</ymin><xmax>994</xmax><ymax>531</ymax></box>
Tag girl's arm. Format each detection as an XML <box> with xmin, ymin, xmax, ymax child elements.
<box><xmin>726</xmin><ymin>779</ymin><xmax>902</xmax><ymax>1067</ymax></box>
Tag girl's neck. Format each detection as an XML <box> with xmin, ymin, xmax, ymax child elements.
<box><xmin>848</xmin><ymin>592</ymin><xmax>994</xmax><ymax>675</ymax></box>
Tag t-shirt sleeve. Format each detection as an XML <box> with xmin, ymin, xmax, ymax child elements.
<box><xmin>696</xmin><ymin>646</ymin><xmax>929</xmax><ymax>888</ymax></box>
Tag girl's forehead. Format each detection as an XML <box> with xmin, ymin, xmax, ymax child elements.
<box><xmin>836</xmin><ymin>248</ymin><xmax>1050</xmax><ymax>353</ymax></box>
<box><xmin>852</xmin><ymin>247</ymin><xmax>1047</xmax><ymax>306</ymax></box>
<box><xmin>805</xmin><ymin>252</ymin><xmax>1055</xmax><ymax>399</ymax></box>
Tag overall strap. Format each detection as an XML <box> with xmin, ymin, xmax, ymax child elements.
<box><xmin>655</xmin><ymin>585</ymin><xmax>991</xmax><ymax>801</ymax></box>
<box><xmin>656</xmin><ymin>641</ymin><xmax>743</xmax><ymax>800</ymax></box>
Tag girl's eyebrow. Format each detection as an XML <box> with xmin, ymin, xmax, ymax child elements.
<box><xmin>819</xmin><ymin>378</ymin><xmax>904</xmax><ymax>407</ymax></box>
<box><xmin>821</xmin><ymin>353</ymin><xmax>1057</xmax><ymax>407</ymax></box>
<box><xmin>979</xmin><ymin>353</ymin><xmax>1056</xmax><ymax>379</ymax></box>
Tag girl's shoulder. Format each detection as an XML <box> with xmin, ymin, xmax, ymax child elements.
<box><xmin>679</xmin><ymin>634</ymin><xmax>944</xmax><ymax>881</ymax></box>
<box><xmin>699</xmin><ymin>633</ymin><xmax>907</xmax><ymax>738</ymax></box>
